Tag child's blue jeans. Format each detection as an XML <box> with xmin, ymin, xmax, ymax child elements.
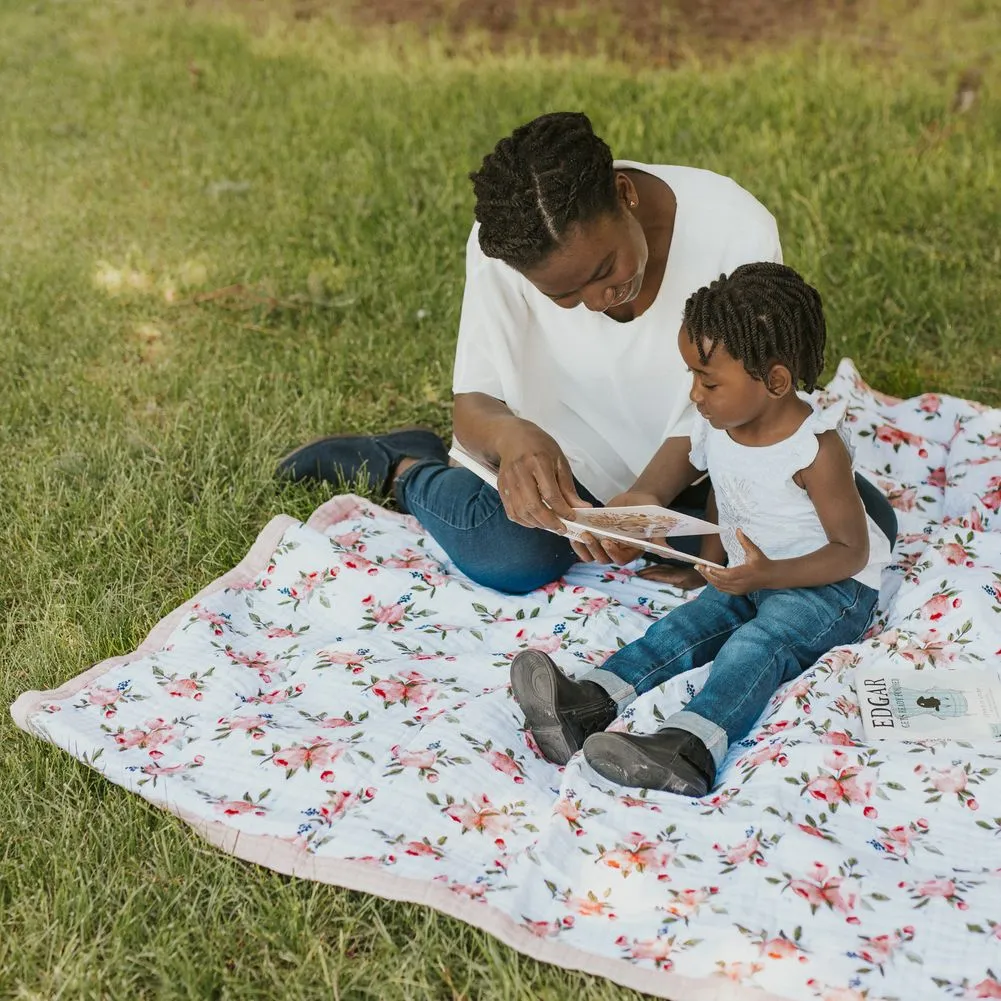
<box><xmin>582</xmin><ymin>579</ymin><xmax>878</xmax><ymax>768</ymax></box>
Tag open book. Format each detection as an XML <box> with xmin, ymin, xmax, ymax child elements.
<box><xmin>448</xmin><ymin>443</ymin><xmax>723</xmax><ymax>568</ymax></box>
<box><xmin>854</xmin><ymin>665</ymin><xmax>1001</xmax><ymax>744</ymax></box>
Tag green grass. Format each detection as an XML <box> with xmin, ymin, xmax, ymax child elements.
<box><xmin>1</xmin><ymin>0</ymin><xmax>999</xmax><ymax>997</ymax></box>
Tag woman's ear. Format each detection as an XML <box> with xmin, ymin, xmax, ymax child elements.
<box><xmin>615</xmin><ymin>172</ymin><xmax>638</xmax><ymax>210</ymax></box>
<box><xmin>765</xmin><ymin>363</ymin><xmax>794</xmax><ymax>397</ymax></box>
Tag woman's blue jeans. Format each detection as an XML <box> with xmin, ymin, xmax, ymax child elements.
<box><xmin>394</xmin><ymin>458</ymin><xmax>896</xmax><ymax>596</ymax></box>
<box><xmin>582</xmin><ymin>579</ymin><xmax>878</xmax><ymax>767</ymax></box>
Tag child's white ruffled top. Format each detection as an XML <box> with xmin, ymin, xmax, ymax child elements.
<box><xmin>689</xmin><ymin>402</ymin><xmax>890</xmax><ymax>591</ymax></box>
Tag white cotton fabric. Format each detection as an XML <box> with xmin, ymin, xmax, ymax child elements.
<box><xmin>452</xmin><ymin>161</ymin><xmax>783</xmax><ymax>501</ymax></box>
<box><xmin>689</xmin><ymin>402</ymin><xmax>891</xmax><ymax>590</ymax></box>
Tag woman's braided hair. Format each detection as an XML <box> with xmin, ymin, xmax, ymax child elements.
<box><xmin>683</xmin><ymin>262</ymin><xmax>827</xmax><ymax>392</ymax></box>
<box><xmin>469</xmin><ymin>112</ymin><xmax>618</xmax><ymax>270</ymax></box>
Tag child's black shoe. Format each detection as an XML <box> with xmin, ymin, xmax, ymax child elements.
<box><xmin>510</xmin><ymin>650</ymin><xmax>617</xmax><ymax>765</ymax></box>
<box><xmin>583</xmin><ymin>727</ymin><xmax>716</xmax><ymax>797</ymax></box>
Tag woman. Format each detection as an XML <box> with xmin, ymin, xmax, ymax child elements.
<box><xmin>278</xmin><ymin>112</ymin><xmax>895</xmax><ymax>593</ymax></box>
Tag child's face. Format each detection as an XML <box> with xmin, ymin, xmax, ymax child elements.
<box><xmin>678</xmin><ymin>324</ymin><xmax>772</xmax><ymax>430</ymax></box>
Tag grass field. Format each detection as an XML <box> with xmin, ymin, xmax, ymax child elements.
<box><xmin>1</xmin><ymin>0</ymin><xmax>999</xmax><ymax>997</ymax></box>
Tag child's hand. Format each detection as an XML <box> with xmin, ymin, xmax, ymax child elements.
<box><xmin>698</xmin><ymin>530</ymin><xmax>776</xmax><ymax>595</ymax></box>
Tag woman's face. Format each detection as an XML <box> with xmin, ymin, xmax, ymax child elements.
<box><xmin>521</xmin><ymin>183</ymin><xmax>649</xmax><ymax>313</ymax></box>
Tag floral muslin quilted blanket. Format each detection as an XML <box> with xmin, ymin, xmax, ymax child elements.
<box><xmin>11</xmin><ymin>360</ymin><xmax>1001</xmax><ymax>1001</ymax></box>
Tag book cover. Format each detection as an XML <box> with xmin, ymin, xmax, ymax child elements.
<box><xmin>447</xmin><ymin>443</ymin><xmax>724</xmax><ymax>569</ymax></box>
<box><xmin>854</xmin><ymin>665</ymin><xmax>1001</xmax><ymax>744</ymax></box>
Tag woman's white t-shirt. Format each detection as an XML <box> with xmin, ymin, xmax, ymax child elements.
<box><xmin>451</xmin><ymin>161</ymin><xmax>783</xmax><ymax>502</ymax></box>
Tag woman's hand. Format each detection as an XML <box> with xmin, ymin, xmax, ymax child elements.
<box><xmin>494</xmin><ymin>421</ymin><xmax>588</xmax><ymax>533</ymax></box>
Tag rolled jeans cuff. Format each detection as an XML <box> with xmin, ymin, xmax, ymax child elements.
<box><xmin>664</xmin><ymin>710</ymin><xmax>729</xmax><ymax>769</ymax></box>
<box><xmin>582</xmin><ymin>669</ymin><xmax>637</xmax><ymax>711</ymax></box>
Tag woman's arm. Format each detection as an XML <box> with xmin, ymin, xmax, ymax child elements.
<box><xmin>699</xmin><ymin>432</ymin><xmax>869</xmax><ymax>594</ymax></box>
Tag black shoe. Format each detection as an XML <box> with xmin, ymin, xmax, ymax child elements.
<box><xmin>583</xmin><ymin>727</ymin><xmax>716</xmax><ymax>797</ymax></box>
<box><xmin>275</xmin><ymin>426</ymin><xmax>448</xmax><ymax>494</ymax></box>
<box><xmin>510</xmin><ymin>650</ymin><xmax>617</xmax><ymax>766</ymax></box>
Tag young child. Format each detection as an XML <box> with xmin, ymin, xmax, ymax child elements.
<box><xmin>510</xmin><ymin>262</ymin><xmax>892</xmax><ymax>797</ymax></box>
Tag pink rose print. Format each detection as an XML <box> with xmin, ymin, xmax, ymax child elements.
<box><xmin>716</xmin><ymin>961</ymin><xmax>765</xmax><ymax>982</ymax></box>
<box><xmin>331</xmin><ymin>529</ymin><xmax>364</xmax><ymax>548</ymax></box>
<box><xmin>615</xmin><ymin>934</ymin><xmax>674</xmax><ymax>968</ymax></box>
<box><xmin>800</xmin><ymin>753</ymin><xmax>875</xmax><ymax>812</ymax></box>
<box><xmin>443</xmin><ymin>794</ymin><xmax>515</xmax><ymax>835</ymax></box>
<box><xmin>920</xmin><ymin>593</ymin><xmax>962</xmax><ymax>620</ymax></box>
<box><xmin>898</xmin><ymin>873</ymin><xmax>981</xmax><ymax>909</ymax></box>
<box><xmin>88</xmin><ymin>687</ymin><xmax>121</xmax><ymax>706</ymax></box>
<box><xmin>925</xmin><ymin>465</ymin><xmax>947</xmax><ymax>489</ymax></box>
<box><xmin>382</xmin><ymin>547</ymin><xmax>436</xmax><ymax>571</ymax></box>
<box><xmin>874</xmin><ymin>818</ymin><xmax>930</xmax><ymax>859</ymax></box>
<box><xmin>139</xmin><ymin>754</ymin><xmax>205</xmax><ymax>780</ymax></box>
<box><xmin>874</xmin><ymin>424</ymin><xmax>924</xmax><ymax>449</ymax></box>
<box><xmin>268</xmin><ymin>737</ymin><xmax>346</xmax><ymax>778</ymax></box>
<box><xmin>854</xmin><ymin>926</ymin><xmax>914</xmax><ymax>970</ymax></box>
<box><xmin>113</xmin><ymin>718</ymin><xmax>180</xmax><ymax>757</ymax></box>
<box><xmin>242</xmin><ymin>684</ymin><xmax>305</xmax><ymax>705</ymax></box>
<box><xmin>969</xmin><ymin>978</ymin><xmax>1001</xmax><ymax>999</ymax></box>
<box><xmin>786</xmin><ymin>862</ymin><xmax>858</xmax><ymax>915</ymax></box>
<box><xmin>660</xmin><ymin>886</ymin><xmax>718</xmax><ymax>920</ymax></box>
<box><xmin>573</xmin><ymin>596</ymin><xmax>611</xmax><ymax>617</ymax></box>
<box><xmin>761</xmin><ymin>936</ymin><xmax>808</xmax><ymax>961</ymax></box>
<box><xmin>918</xmin><ymin>393</ymin><xmax>941</xmax><ymax>414</ymax></box>
<box><xmin>223</xmin><ymin>647</ymin><xmax>283</xmax><ymax>683</ymax></box>
<box><xmin>930</xmin><ymin>765</ymin><xmax>967</xmax><ymax>794</ymax></box>
<box><xmin>186</xmin><ymin>603</ymin><xmax>237</xmax><ymax>636</ymax></box>
<box><xmin>598</xmin><ymin>832</ymin><xmax>674</xmax><ymax>876</ymax></box>
<box><xmin>369</xmin><ymin>670</ymin><xmax>438</xmax><ymax>708</ymax></box>
<box><xmin>165</xmin><ymin>677</ymin><xmax>203</xmax><ymax>699</ymax></box>
<box><xmin>485</xmin><ymin>750</ymin><xmax>525</xmax><ymax>783</ymax></box>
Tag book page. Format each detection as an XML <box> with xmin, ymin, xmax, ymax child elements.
<box><xmin>570</xmin><ymin>505</ymin><xmax>719</xmax><ymax>538</ymax></box>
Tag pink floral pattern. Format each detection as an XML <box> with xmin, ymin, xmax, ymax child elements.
<box><xmin>12</xmin><ymin>360</ymin><xmax>1001</xmax><ymax>1001</ymax></box>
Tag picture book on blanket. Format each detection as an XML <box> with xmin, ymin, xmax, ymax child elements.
<box><xmin>448</xmin><ymin>442</ymin><xmax>724</xmax><ymax>568</ymax></box>
<box><xmin>855</xmin><ymin>665</ymin><xmax>1001</xmax><ymax>744</ymax></box>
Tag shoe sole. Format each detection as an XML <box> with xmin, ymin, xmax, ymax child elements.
<box><xmin>584</xmin><ymin>732</ymin><xmax>708</xmax><ymax>796</ymax></box>
<box><xmin>276</xmin><ymin>424</ymin><xmax>441</xmax><ymax>471</ymax></box>
<box><xmin>510</xmin><ymin>650</ymin><xmax>576</xmax><ymax>766</ymax></box>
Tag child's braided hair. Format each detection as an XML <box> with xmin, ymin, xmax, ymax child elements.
<box><xmin>469</xmin><ymin>111</ymin><xmax>618</xmax><ymax>271</ymax></box>
<box><xmin>683</xmin><ymin>262</ymin><xmax>827</xmax><ymax>392</ymax></box>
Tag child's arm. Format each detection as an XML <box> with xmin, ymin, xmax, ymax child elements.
<box><xmin>699</xmin><ymin>432</ymin><xmax>869</xmax><ymax>594</ymax></box>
